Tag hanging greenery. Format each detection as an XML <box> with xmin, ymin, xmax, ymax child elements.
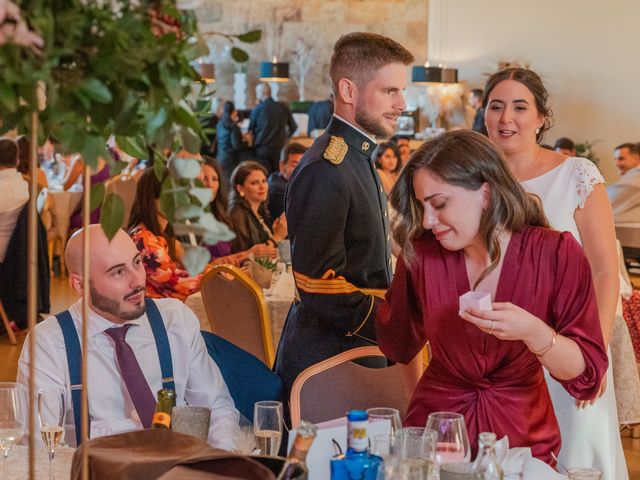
<box><xmin>0</xmin><ymin>0</ymin><xmax>260</xmax><ymax>273</ymax></box>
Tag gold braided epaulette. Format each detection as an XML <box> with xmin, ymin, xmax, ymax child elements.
<box><xmin>323</xmin><ymin>135</ymin><xmax>348</xmax><ymax>165</ymax></box>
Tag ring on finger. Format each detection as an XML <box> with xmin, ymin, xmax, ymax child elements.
<box><xmin>489</xmin><ymin>320</ymin><xmax>495</xmax><ymax>334</ymax></box>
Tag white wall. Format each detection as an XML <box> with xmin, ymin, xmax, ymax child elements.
<box><xmin>428</xmin><ymin>0</ymin><xmax>640</xmax><ymax>182</ymax></box>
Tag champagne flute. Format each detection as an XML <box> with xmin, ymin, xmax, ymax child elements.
<box><xmin>253</xmin><ymin>401</ymin><xmax>283</xmax><ymax>456</ymax></box>
<box><xmin>0</xmin><ymin>383</ymin><xmax>27</xmax><ymax>478</ymax></box>
<box><xmin>38</xmin><ymin>388</ymin><xmax>66</xmax><ymax>480</ymax></box>
<box><xmin>425</xmin><ymin>412</ymin><xmax>470</xmax><ymax>470</ymax></box>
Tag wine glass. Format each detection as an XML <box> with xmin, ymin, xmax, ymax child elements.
<box><xmin>38</xmin><ymin>388</ymin><xmax>66</xmax><ymax>480</ymax></box>
<box><xmin>367</xmin><ymin>407</ymin><xmax>403</xmax><ymax>436</ymax></box>
<box><xmin>425</xmin><ymin>412</ymin><xmax>470</xmax><ymax>469</ymax></box>
<box><xmin>253</xmin><ymin>401</ymin><xmax>283</xmax><ymax>456</ymax></box>
<box><xmin>0</xmin><ymin>383</ymin><xmax>27</xmax><ymax>478</ymax></box>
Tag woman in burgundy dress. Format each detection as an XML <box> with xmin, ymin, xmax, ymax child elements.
<box><xmin>376</xmin><ymin>130</ymin><xmax>608</xmax><ymax>464</ymax></box>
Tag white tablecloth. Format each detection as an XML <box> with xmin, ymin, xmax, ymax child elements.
<box><xmin>10</xmin><ymin>445</ymin><xmax>74</xmax><ymax>479</ymax></box>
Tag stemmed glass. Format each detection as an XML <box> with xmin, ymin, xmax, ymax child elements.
<box><xmin>37</xmin><ymin>388</ymin><xmax>66</xmax><ymax>480</ymax></box>
<box><xmin>0</xmin><ymin>383</ymin><xmax>27</xmax><ymax>478</ymax></box>
<box><xmin>253</xmin><ymin>401</ymin><xmax>283</xmax><ymax>456</ymax></box>
<box><xmin>425</xmin><ymin>412</ymin><xmax>470</xmax><ymax>469</ymax></box>
<box><xmin>367</xmin><ymin>407</ymin><xmax>404</xmax><ymax>436</ymax></box>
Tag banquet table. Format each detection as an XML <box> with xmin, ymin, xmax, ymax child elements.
<box><xmin>11</xmin><ymin>445</ymin><xmax>75</xmax><ymax>479</ymax></box>
<box><xmin>185</xmin><ymin>266</ymin><xmax>295</xmax><ymax>348</ymax></box>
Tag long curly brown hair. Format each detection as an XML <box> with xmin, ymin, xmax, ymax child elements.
<box><xmin>390</xmin><ymin>130</ymin><xmax>549</xmax><ymax>288</ymax></box>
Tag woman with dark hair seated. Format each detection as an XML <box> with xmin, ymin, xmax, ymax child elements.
<box><xmin>128</xmin><ymin>166</ymin><xmax>238</xmax><ymax>302</ymax></box>
<box><xmin>199</xmin><ymin>157</ymin><xmax>276</xmax><ymax>262</ymax></box>
<box><xmin>228</xmin><ymin>161</ymin><xmax>287</xmax><ymax>253</ymax></box>
<box><xmin>373</xmin><ymin>141</ymin><xmax>402</xmax><ymax>195</ymax></box>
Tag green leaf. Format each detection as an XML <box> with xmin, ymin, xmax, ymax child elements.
<box><xmin>236</xmin><ymin>30</ymin><xmax>261</xmax><ymax>43</ymax></box>
<box><xmin>115</xmin><ymin>135</ymin><xmax>147</xmax><ymax>160</ymax></box>
<box><xmin>180</xmin><ymin>127</ymin><xmax>201</xmax><ymax>153</ymax></box>
<box><xmin>90</xmin><ymin>182</ymin><xmax>106</xmax><ymax>212</ymax></box>
<box><xmin>170</xmin><ymin>156</ymin><xmax>201</xmax><ymax>179</ymax></box>
<box><xmin>158</xmin><ymin>61</ymin><xmax>183</xmax><ymax>103</ymax></box>
<box><xmin>79</xmin><ymin>78</ymin><xmax>113</xmax><ymax>104</ymax></box>
<box><xmin>100</xmin><ymin>193</ymin><xmax>125</xmax><ymax>241</ymax></box>
<box><xmin>189</xmin><ymin>187</ymin><xmax>212</xmax><ymax>206</ymax></box>
<box><xmin>182</xmin><ymin>246</ymin><xmax>211</xmax><ymax>276</ymax></box>
<box><xmin>146</xmin><ymin>107</ymin><xmax>168</xmax><ymax>138</ymax></box>
<box><xmin>231</xmin><ymin>47</ymin><xmax>249</xmax><ymax>63</ymax></box>
<box><xmin>173</xmin><ymin>104</ymin><xmax>201</xmax><ymax>132</ymax></box>
<box><xmin>0</xmin><ymin>84</ymin><xmax>17</xmax><ymax>111</ymax></box>
<box><xmin>80</xmin><ymin>134</ymin><xmax>109</xmax><ymax>170</ymax></box>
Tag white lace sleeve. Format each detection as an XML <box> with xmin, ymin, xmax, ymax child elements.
<box><xmin>573</xmin><ymin>157</ymin><xmax>605</xmax><ymax>209</ymax></box>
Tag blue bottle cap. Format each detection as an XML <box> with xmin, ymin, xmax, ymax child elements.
<box><xmin>346</xmin><ymin>410</ymin><xmax>368</xmax><ymax>422</ymax></box>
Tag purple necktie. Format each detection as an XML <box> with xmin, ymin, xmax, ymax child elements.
<box><xmin>105</xmin><ymin>324</ymin><xmax>157</xmax><ymax>428</ymax></box>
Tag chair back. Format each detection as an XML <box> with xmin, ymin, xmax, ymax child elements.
<box><xmin>200</xmin><ymin>331</ymin><xmax>284</xmax><ymax>423</ymax></box>
<box><xmin>289</xmin><ymin>346</ymin><xmax>417</xmax><ymax>428</ymax></box>
<box><xmin>200</xmin><ymin>264</ymin><xmax>275</xmax><ymax>367</ymax></box>
<box><xmin>105</xmin><ymin>174</ymin><xmax>137</xmax><ymax>229</ymax></box>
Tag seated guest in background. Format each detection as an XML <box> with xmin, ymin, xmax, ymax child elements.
<box><xmin>393</xmin><ymin>135</ymin><xmax>412</xmax><ymax>167</ymax></box>
<box><xmin>200</xmin><ymin>159</ymin><xmax>277</xmax><ymax>262</ymax></box>
<box><xmin>307</xmin><ymin>94</ymin><xmax>334</xmax><ymax>137</ymax></box>
<box><xmin>468</xmin><ymin>88</ymin><xmax>487</xmax><ymax>135</ymax></box>
<box><xmin>0</xmin><ymin>137</ymin><xmax>28</xmax><ymax>265</ymax></box>
<box><xmin>67</xmin><ymin>154</ymin><xmax>111</xmax><ymax>229</ymax></box>
<box><xmin>553</xmin><ymin>137</ymin><xmax>576</xmax><ymax>156</ymax></box>
<box><xmin>15</xmin><ymin>135</ymin><xmax>48</xmax><ymax>190</ymax></box>
<box><xmin>18</xmin><ymin>225</ymin><xmax>240</xmax><ymax>449</ymax></box>
<box><xmin>249</xmin><ymin>82</ymin><xmax>297</xmax><ymax>173</ymax></box>
<box><xmin>377</xmin><ymin>130</ymin><xmax>607</xmax><ymax>463</ymax></box>
<box><xmin>268</xmin><ymin>142</ymin><xmax>306</xmax><ymax>218</ymax></box>
<box><xmin>228</xmin><ymin>161</ymin><xmax>287</xmax><ymax>253</ymax></box>
<box><xmin>128</xmin><ymin>167</ymin><xmax>238</xmax><ymax>302</ymax></box>
<box><xmin>606</xmin><ymin>142</ymin><xmax>640</xmax><ymax>224</ymax></box>
<box><xmin>216</xmin><ymin>101</ymin><xmax>250</xmax><ymax>181</ymax></box>
<box><xmin>373</xmin><ymin>141</ymin><xmax>402</xmax><ymax>195</ymax></box>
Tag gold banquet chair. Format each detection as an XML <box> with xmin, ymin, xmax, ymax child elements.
<box><xmin>289</xmin><ymin>346</ymin><xmax>422</xmax><ymax>428</ymax></box>
<box><xmin>200</xmin><ymin>264</ymin><xmax>275</xmax><ymax>368</ymax></box>
<box><xmin>105</xmin><ymin>173</ymin><xmax>138</xmax><ymax>230</ymax></box>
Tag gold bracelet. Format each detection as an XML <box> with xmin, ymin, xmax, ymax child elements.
<box><xmin>531</xmin><ymin>328</ymin><xmax>557</xmax><ymax>357</ymax></box>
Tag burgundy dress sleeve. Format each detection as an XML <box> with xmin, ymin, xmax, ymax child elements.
<box><xmin>548</xmin><ymin>231</ymin><xmax>608</xmax><ymax>400</ymax></box>
<box><xmin>376</xmin><ymin>254</ymin><xmax>427</xmax><ymax>364</ymax></box>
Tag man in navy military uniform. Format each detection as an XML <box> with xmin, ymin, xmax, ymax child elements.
<box><xmin>275</xmin><ymin>32</ymin><xmax>414</xmax><ymax>393</ymax></box>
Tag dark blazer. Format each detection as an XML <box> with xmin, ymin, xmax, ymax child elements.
<box><xmin>249</xmin><ymin>98</ymin><xmax>297</xmax><ymax>172</ymax></box>
<box><xmin>0</xmin><ymin>203</ymin><xmax>50</xmax><ymax>330</ymax></box>
<box><xmin>307</xmin><ymin>99</ymin><xmax>333</xmax><ymax>136</ymax></box>
<box><xmin>274</xmin><ymin>117</ymin><xmax>392</xmax><ymax>392</ymax></box>
<box><xmin>267</xmin><ymin>172</ymin><xmax>287</xmax><ymax>219</ymax></box>
<box><xmin>216</xmin><ymin>118</ymin><xmax>248</xmax><ymax>180</ymax></box>
<box><xmin>228</xmin><ymin>200</ymin><xmax>272</xmax><ymax>253</ymax></box>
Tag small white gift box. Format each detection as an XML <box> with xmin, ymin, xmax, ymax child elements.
<box><xmin>459</xmin><ymin>291</ymin><xmax>492</xmax><ymax>316</ymax></box>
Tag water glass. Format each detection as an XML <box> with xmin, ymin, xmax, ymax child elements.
<box><xmin>367</xmin><ymin>407</ymin><xmax>403</xmax><ymax>436</ymax></box>
<box><xmin>0</xmin><ymin>383</ymin><xmax>27</xmax><ymax>478</ymax></box>
<box><xmin>253</xmin><ymin>401</ymin><xmax>283</xmax><ymax>456</ymax></box>
<box><xmin>567</xmin><ymin>468</ymin><xmax>603</xmax><ymax>480</ymax></box>
<box><xmin>425</xmin><ymin>412</ymin><xmax>470</xmax><ymax>466</ymax></box>
<box><xmin>373</xmin><ymin>433</ymin><xmax>402</xmax><ymax>461</ymax></box>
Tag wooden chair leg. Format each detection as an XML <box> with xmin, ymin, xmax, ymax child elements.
<box><xmin>0</xmin><ymin>299</ymin><xmax>17</xmax><ymax>345</ymax></box>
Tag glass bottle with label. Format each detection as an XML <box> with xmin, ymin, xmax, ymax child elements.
<box><xmin>330</xmin><ymin>410</ymin><xmax>383</xmax><ymax>480</ymax></box>
<box><xmin>151</xmin><ymin>389</ymin><xmax>176</xmax><ymax>430</ymax></box>
<box><xmin>276</xmin><ymin>420</ymin><xmax>317</xmax><ymax>480</ymax></box>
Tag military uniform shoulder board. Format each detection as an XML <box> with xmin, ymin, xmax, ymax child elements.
<box><xmin>323</xmin><ymin>135</ymin><xmax>348</xmax><ymax>165</ymax></box>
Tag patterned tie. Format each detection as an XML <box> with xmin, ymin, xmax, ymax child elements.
<box><xmin>105</xmin><ymin>324</ymin><xmax>157</xmax><ymax>428</ymax></box>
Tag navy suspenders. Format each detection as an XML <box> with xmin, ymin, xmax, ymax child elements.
<box><xmin>55</xmin><ymin>298</ymin><xmax>174</xmax><ymax>446</ymax></box>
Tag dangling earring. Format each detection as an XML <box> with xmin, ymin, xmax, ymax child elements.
<box><xmin>535</xmin><ymin>127</ymin><xmax>540</xmax><ymax>135</ymax></box>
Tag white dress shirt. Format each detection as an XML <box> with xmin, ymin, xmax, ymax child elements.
<box><xmin>17</xmin><ymin>298</ymin><xmax>240</xmax><ymax>450</ymax></box>
<box><xmin>607</xmin><ymin>167</ymin><xmax>640</xmax><ymax>225</ymax></box>
<box><xmin>0</xmin><ymin>168</ymin><xmax>29</xmax><ymax>263</ymax></box>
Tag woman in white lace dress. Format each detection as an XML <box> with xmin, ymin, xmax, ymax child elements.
<box><xmin>482</xmin><ymin>67</ymin><xmax>628</xmax><ymax>479</ymax></box>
